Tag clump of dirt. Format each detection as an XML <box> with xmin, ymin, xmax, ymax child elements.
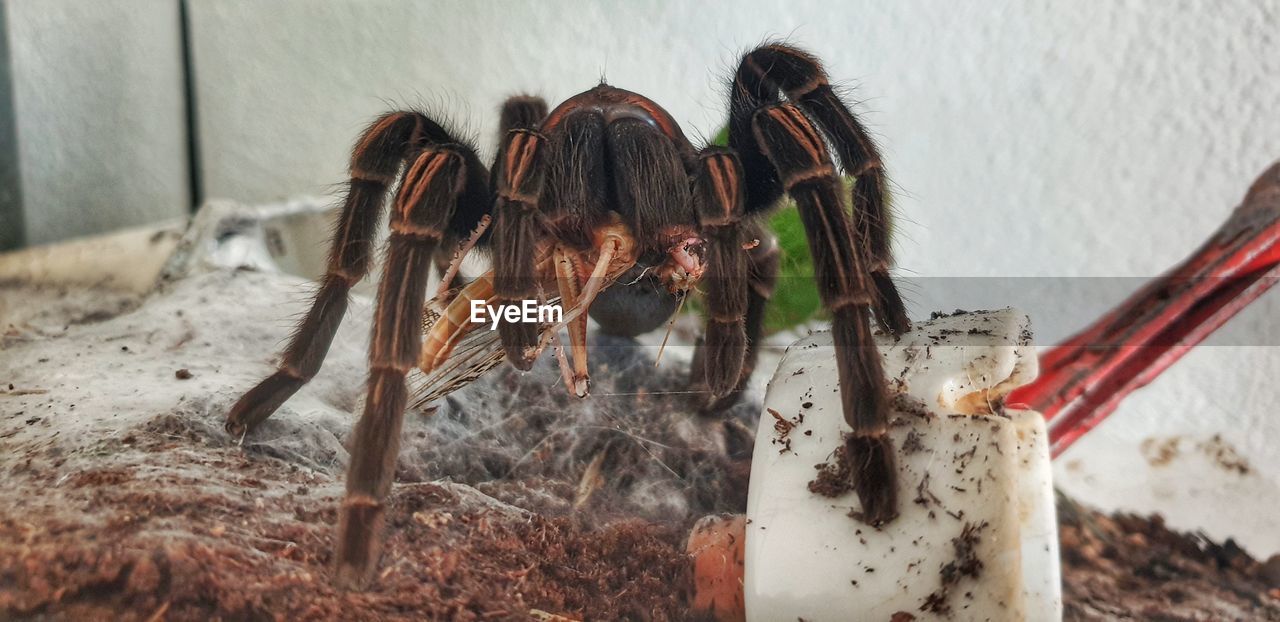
<box><xmin>767</xmin><ymin>407</ymin><xmax>804</xmax><ymax>454</ymax></box>
<box><xmin>920</xmin><ymin>521</ymin><xmax>989</xmax><ymax>615</ymax></box>
<box><xmin>1139</xmin><ymin>434</ymin><xmax>1254</xmax><ymax>475</ymax></box>
<box><xmin>1140</xmin><ymin>435</ymin><xmax>1183</xmax><ymax>467</ymax></box>
<box><xmin>912</xmin><ymin>472</ymin><xmax>943</xmax><ymax>510</ymax></box>
<box><xmin>1196</xmin><ymin>434</ymin><xmax>1252</xmax><ymax>475</ymax></box>
<box><xmin>1058</xmin><ymin>494</ymin><xmax>1280</xmax><ymax>620</ymax></box>
<box><xmin>929</xmin><ymin>309</ymin><xmax>972</xmax><ymax>320</ymax></box>
<box><xmin>900</xmin><ymin>430</ymin><xmax>925</xmax><ymax>454</ymax></box>
<box><xmin>807</xmin><ymin>434</ymin><xmax>856</xmax><ymax>499</ymax></box>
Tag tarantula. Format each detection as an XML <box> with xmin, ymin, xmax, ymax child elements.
<box><xmin>225</xmin><ymin>43</ymin><xmax>910</xmax><ymax>588</ymax></box>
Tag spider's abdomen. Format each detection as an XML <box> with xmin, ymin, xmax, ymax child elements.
<box><xmin>588</xmin><ymin>264</ymin><xmax>683</xmax><ymax>337</ymax></box>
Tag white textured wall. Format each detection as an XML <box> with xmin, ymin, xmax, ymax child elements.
<box><xmin>7</xmin><ymin>0</ymin><xmax>189</xmax><ymax>245</ymax></box>
<box><xmin>187</xmin><ymin>0</ymin><xmax>1280</xmax><ymax>554</ymax></box>
<box><xmin>190</xmin><ymin>1</ymin><xmax>1279</xmax><ymax>276</ymax></box>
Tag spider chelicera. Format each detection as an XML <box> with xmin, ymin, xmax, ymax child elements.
<box><xmin>225</xmin><ymin>43</ymin><xmax>910</xmax><ymax>588</ymax></box>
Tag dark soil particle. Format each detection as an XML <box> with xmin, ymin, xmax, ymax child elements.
<box><xmin>901</xmin><ymin>430</ymin><xmax>925</xmax><ymax>454</ymax></box>
<box><xmin>767</xmin><ymin>410</ymin><xmax>793</xmax><ymax>455</ymax></box>
<box><xmin>807</xmin><ymin>436</ymin><xmax>856</xmax><ymax>499</ymax></box>
<box><xmin>920</xmin><ymin>521</ymin><xmax>988</xmax><ymax>615</ymax></box>
<box><xmin>912</xmin><ymin>474</ymin><xmax>947</xmax><ymax>519</ymax></box>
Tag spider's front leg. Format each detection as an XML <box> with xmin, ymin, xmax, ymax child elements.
<box><xmin>687</xmin><ymin>148</ymin><xmax>781</xmax><ymax>413</ymax></box>
<box><xmin>689</xmin><ymin>149</ymin><xmax>751</xmax><ymax>401</ymax></box>
<box><xmin>335</xmin><ymin>144</ymin><xmax>488</xmax><ymax>588</ymax></box>
<box><xmin>491</xmin><ymin>128</ymin><xmax>551</xmax><ymax>369</ymax></box>
<box><xmin>689</xmin><ymin>229</ymin><xmax>779</xmax><ymax>413</ymax></box>
<box><xmin>427</xmin><ymin>96</ymin><xmax>547</xmax><ymax>302</ymax></box>
<box><xmin>752</xmin><ymin>103</ymin><xmax>900</xmax><ymax>525</ymax></box>
<box><xmin>723</xmin><ymin>43</ymin><xmax>911</xmax><ymax>525</ymax></box>
<box><xmin>734</xmin><ymin>44</ymin><xmax>910</xmax><ymax>335</ymax></box>
<box><xmin>225</xmin><ymin>113</ymin><xmax>491</xmax><ymax>438</ymax></box>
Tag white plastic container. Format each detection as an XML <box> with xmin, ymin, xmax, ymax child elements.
<box><xmin>744</xmin><ymin>309</ymin><xmax>1061</xmax><ymax>621</ymax></box>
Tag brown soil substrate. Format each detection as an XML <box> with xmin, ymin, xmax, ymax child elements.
<box><xmin>1058</xmin><ymin>494</ymin><xmax>1280</xmax><ymax>621</ymax></box>
<box><xmin>0</xmin><ymin>419</ymin><xmax>704</xmax><ymax>621</ymax></box>
<box><xmin>6</xmin><ymin>430</ymin><xmax>1278</xmax><ymax>621</ymax></box>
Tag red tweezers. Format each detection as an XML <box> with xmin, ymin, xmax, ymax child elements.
<box><xmin>1006</xmin><ymin>163</ymin><xmax>1280</xmax><ymax>457</ymax></box>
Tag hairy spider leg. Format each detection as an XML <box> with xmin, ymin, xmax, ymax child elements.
<box><xmin>498</xmin><ymin>95</ymin><xmax>549</xmax><ymax>135</ymax></box>
<box><xmin>689</xmin><ymin>149</ymin><xmax>751</xmax><ymax>399</ymax></box>
<box><xmin>734</xmin><ymin>44</ymin><xmax>909</xmax><ymax>334</ymax></box>
<box><xmin>491</xmin><ymin>128</ymin><xmax>553</xmax><ymax>368</ymax></box>
<box><xmin>690</xmin><ymin>220</ymin><xmax>780</xmax><ymax>413</ymax></box>
<box><xmin>724</xmin><ymin>43</ymin><xmax>910</xmax><ymax>526</ymax></box>
<box><xmin>225</xmin><ymin>112</ymin><xmax>489</xmax><ymax>438</ymax></box>
<box><xmin>423</xmin><ymin>96</ymin><xmax>548</xmax><ymax>288</ymax></box>
<box><xmin>751</xmin><ymin>102</ymin><xmax>900</xmax><ymax>526</ymax></box>
<box><xmin>336</xmin><ymin>144</ymin><xmax>482</xmax><ymax>588</ymax></box>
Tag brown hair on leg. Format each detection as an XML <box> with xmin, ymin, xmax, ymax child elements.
<box><xmin>492</xmin><ymin>129</ymin><xmax>550</xmax><ymax>369</ymax></box>
<box><xmin>335</xmin><ymin>147</ymin><xmax>470</xmax><ymax>588</ymax></box>
<box><xmin>690</xmin><ymin>149</ymin><xmax>749</xmax><ymax>402</ymax></box>
<box><xmin>752</xmin><ymin>103</ymin><xmax>898</xmax><ymax>526</ymax></box>
<box><xmin>227</xmin><ymin>112</ymin><xmax>432</xmax><ymax>437</ymax></box>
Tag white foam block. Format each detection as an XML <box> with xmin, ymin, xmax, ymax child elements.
<box><xmin>745</xmin><ymin>309</ymin><xmax>1060</xmax><ymax>621</ymax></box>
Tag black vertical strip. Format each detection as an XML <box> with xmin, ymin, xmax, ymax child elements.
<box><xmin>178</xmin><ymin>0</ymin><xmax>202</xmax><ymax>212</ymax></box>
<box><xmin>0</xmin><ymin>0</ymin><xmax>26</xmax><ymax>250</ymax></box>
